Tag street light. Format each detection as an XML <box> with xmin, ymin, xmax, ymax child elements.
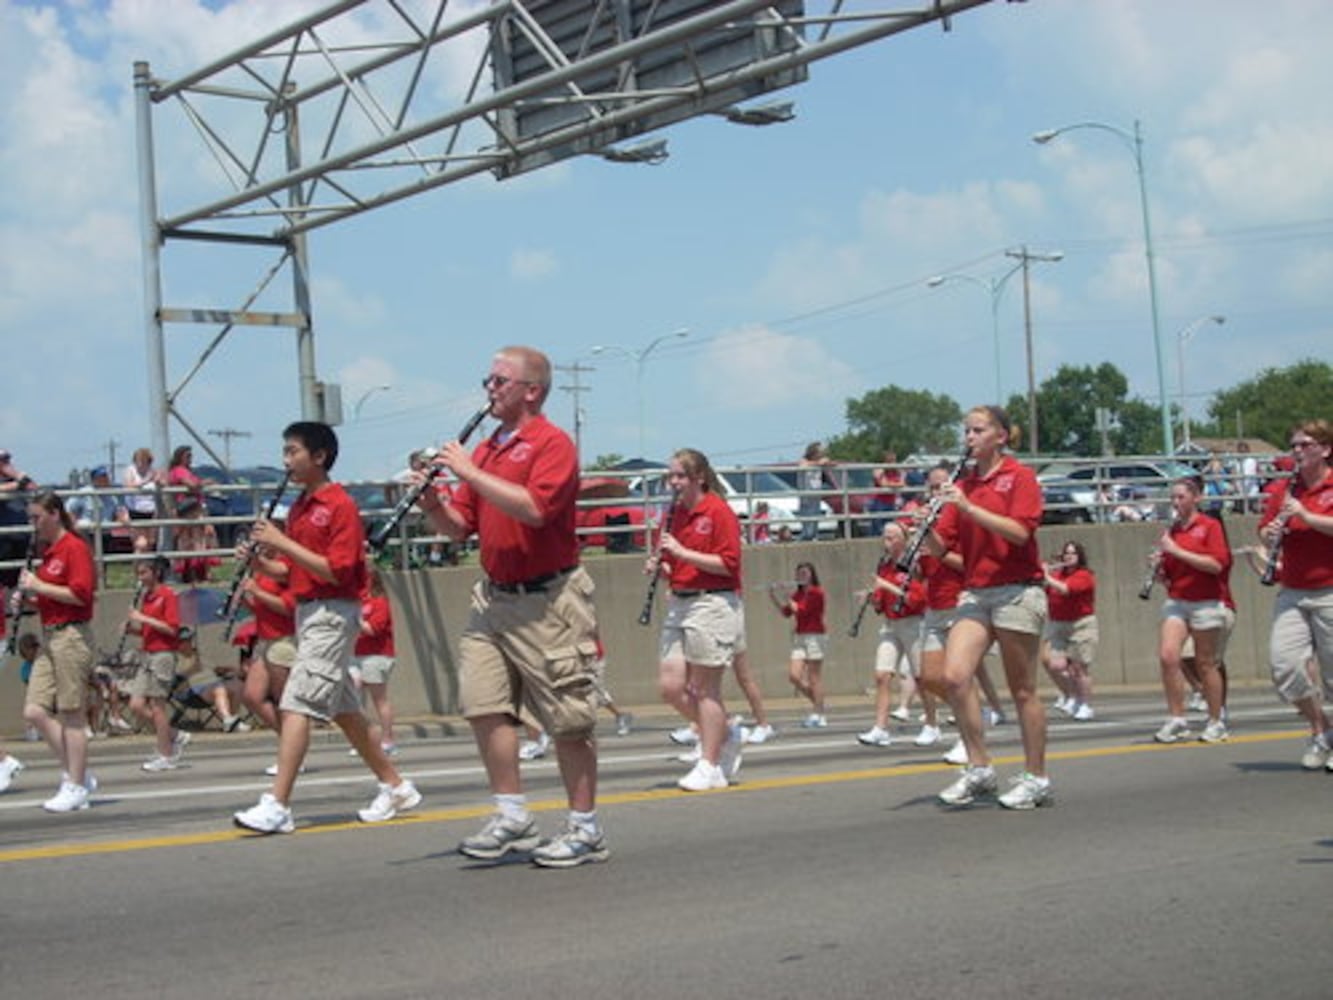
<box><xmin>1033</xmin><ymin>118</ymin><xmax>1173</xmax><ymax>454</ymax></box>
<box><xmin>591</xmin><ymin>328</ymin><xmax>690</xmax><ymax>460</ymax></box>
<box><xmin>1176</xmin><ymin>315</ymin><xmax>1225</xmax><ymax>448</ymax></box>
<box><xmin>928</xmin><ymin>260</ymin><xmax>1029</xmax><ymax>402</ymax></box>
<box><xmin>353</xmin><ymin>383</ymin><xmax>392</xmax><ymax>420</ymax></box>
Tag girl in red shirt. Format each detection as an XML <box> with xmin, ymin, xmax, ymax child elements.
<box><xmin>653</xmin><ymin>448</ymin><xmax>746</xmax><ymax>792</ymax></box>
<box><xmin>857</xmin><ymin>522</ymin><xmax>928</xmax><ymax>748</ymax></box>
<box><xmin>1153</xmin><ymin>476</ymin><xmax>1232</xmax><ymax>745</ymax></box>
<box><xmin>924</xmin><ymin>406</ymin><xmax>1050</xmax><ymax>810</ymax></box>
<box><xmin>1041</xmin><ymin>541</ymin><xmax>1099</xmax><ymax>722</ymax></box>
<box><xmin>769</xmin><ymin>561</ymin><xmax>828</xmax><ymax>727</ymax></box>
<box><xmin>353</xmin><ymin>563</ymin><xmax>399</xmax><ymax>756</ymax></box>
<box><xmin>18</xmin><ymin>491</ymin><xmax>98</xmax><ymax>813</ymax></box>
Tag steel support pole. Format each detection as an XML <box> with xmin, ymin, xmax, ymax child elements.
<box><xmin>284</xmin><ymin>89</ymin><xmax>320</xmax><ymax>421</ymax></box>
<box><xmin>134</xmin><ymin>61</ymin><xmax>170</xmax><ymax>466</ymax></box>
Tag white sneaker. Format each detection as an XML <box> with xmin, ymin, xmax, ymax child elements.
<box><xmin>1198</xmin><ymin>719</ymin><xmax>1230</xmax><ymax>744</ymax></box>
<box><xmin>357</xmin><ymin>780</ymin><xmax>422</xmax><ymax>823</ymax></box>
<box><xmin>1051</xmin><ymin>695</ymin><xmax>1071</xmax><ymax>715</ymax></box>
<box><xmin>943</xmin><ymin>738</ymin><xmax>969</xmax><ymax>765</ymax></box>
<box><xmin>223</xmin><ymin>715</ymin><xmax>251</xmax><ymax>733</ymax></box>
<box><xmin>745</xmin><ymin>723</ymin><xmax>776</xmax><ymax>745</ymax></box>
<box><xmin>1300</xmin><ymin>735</ymin><xmax>1330</xmax><ymax>771</ymax></box>
<box><xmin>1186</xmin><ymin>690</ymin><xmax>1207</xmax><ymax>713</ymax></box>
<box><xmin>982</xmin><ymin>707</ymin><xmax>1006</xmax><ymax>727</ymax></box>
<box><xmin>43</xmin><ymin>781</ymin><xmax>90</xmax><ymax>813</ymax></box>
<box><xmin>141</xmin><ymin>755</ymin><xmax>178</xmax><ymax>772</ymax></box>
<box><xmin>800</xmin><ymin>713</ymin><xmax>829</xmax><ymax>728</ymax></box>
<box><xmin>669</xmin><ymin>726</ymin><xmax>699</xmax><ymax>746</ymax></box>
<box><xmin>1154</xmin><ymin>717</ymin><xmax>1191</xmax><ymax>744</ymax></box>
<box><xmin>518</xmin><ymin>733</ymin><xmax>550</xmax><ymax>761</ymax></box>
<box><xmin>0</xmin><ymin>755</ymin><xmax>24</xmax><ymax>793</ymax></box>
<box><xmin>1072</xmin><ymin>703</ymin><xmax>1095</xmax><ymax>721</ymax></box>
<box><xmin>171</xmin><ymin>729</ymin><xmax>192</xmax><ymax>762</ymax></box>
<box><xmin>856</xmin><ymin>725</ymin><xmax>892</xmax><ymax>748</ymax></box>
<box><xmin>615</xmin><ymin>713</ymin><xmax>634</xmax><ymax>737</ymax></box>
<box><xmin>675</xmin><ymin>744</ymin><xmax>701</xmax><ymax>764</ymax></box>
<box><xmin>938</xmin><ymin>765</ymin><xmax>998</xmax><ymax>806</ymax></box>
<box><xmin>677</xmin><ymin>760</ymin><xmax>728</xmax><ymax>792</ymax></box>
<box><xmin>889</xmin><ymin>707</ymin><xmax>912</xmax><ymax>723</ymax></box>
<box><xmin>997</xmin><ymin>772</ymin><xmax>1053</xmax><ymax>810</ymax></box>
<box><xmin>233</xmin><ymin>793</ymin><xmax>295</xmax><ymax>834</ymax></box>
<box><xmin>914</xmin><ymin>724</ymin><xmax>942</xmax><ymax>747</ymax></box>
<box><xmin>719</xmin><ymin>723</ymin><xmax>745</xmax><ymax>782</ymax></box>
<box><xmin>263</xmin><ymin>762</ymin><xmax>307</xmax><ymax>777</ymax></box>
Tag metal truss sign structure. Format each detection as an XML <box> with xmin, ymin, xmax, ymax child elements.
<box><xmin>134</xmin><ymin>0</ymin><xmax>1007</xmax><ymax>467</ymax></box>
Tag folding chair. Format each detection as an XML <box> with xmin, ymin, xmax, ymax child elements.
<box><xmin>169</xmin><ymin>674</ymin><xmax>223</xmax><ymax>731</ymax></box>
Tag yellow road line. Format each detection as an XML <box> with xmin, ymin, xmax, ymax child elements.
<box><xmin>0</xmin><ymin>729</ymin><xmax>1304</xmax><ymax>865</ymax></box>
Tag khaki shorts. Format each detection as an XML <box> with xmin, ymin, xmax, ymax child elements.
<box><xmin>1164</xmin><ymin>599</ymin><xmax>1230</xmax><ymax>635</ymax></box>
<box><xmin>876</xmin><ymin>616</ymin><xmax>922</xmax><ymax>676</ymax></box>
<box><xmin>659</xmin><ymin>591</ymin><xmax>741</xmax><ymax>668</ymax></box>
<box><xmin>1045</xmin><ymin>615</ymin><xmax>1099</xmax><ymax>668</ymax></box>
<box><xmin>259</xmin><ymin>636</ymin><xmax>297</xmax><ymax>670</ymax></box>
<box><xmin>1269</xmin><ymin>586</ymin><xmax>1333</xmax><ymax>703</ymax></box>
<box><xmin>27</xmin><ymin>623</ymin><xmax>96</xmax><ymax>714</ymax></box>
<box><xmin>459</xmin><ymin>566</ymin><xmax>600</xmax><ymax>739</ymax></box>
<box><xmin>355</xmin><ymin>654</ymin><xmax>395</xmax><ymax>685</ymax></box>
<box><xmin>921</xmin><ymin>607</ymin><xmax>958</xmax><ymax>654</ymax></box>
<box><xmin>956</xmin><ymin>583</ymin><xmax>1047</xmax><ymax>637</ymax></box>
<box><xmin>1179</xmin><ymin>605</ymin><xmax>1235</xmax><ymax>660</ymax></box>
<box><xmin>128</xmin><ymin>650</ymin><xmax>177</xmax><ymax>699</ymax></box>
<box><xmin>790</xmin><ymin>632</ymin><xmax>828</xmax><ymax>661</ymax></box>
<box><xmin>279</xmin><ymin>600</ymin><xmax>362</xmax><ymax>722</ymax></box>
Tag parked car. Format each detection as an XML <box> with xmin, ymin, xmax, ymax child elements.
<box><xmin>627</xmin><ymin>465</ymin><xmax>837</xmax><ymax>540</ymax></box>
<box><xmin>1037</xmin><ymin>459</ymin><xmax>1199</xmax><ymax>523</ymax></box>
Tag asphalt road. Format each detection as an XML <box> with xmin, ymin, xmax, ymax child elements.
<box><xmin>1</xmin><ymin>690</ymin><xmax>1330</xmax><ymax>999</ymax></box>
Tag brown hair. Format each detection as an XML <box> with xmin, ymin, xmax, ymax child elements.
<box><xmin>672</xmin><ymin>448</ymin><xmax>726</xmax><ymax>496</ymax></box>
<box><xmin>29</xmin><ymin>490</ymin><xmax>75</xmax><ymax>533</ymax></box>
<box><xmin>1291</xmin><ymin>419</ymin><xmax>1332</xmax><ymax>449</ymax></box>
<box><xmin>967</xmin><ymin>405</ymin><xmax>1022</xmax><ymax>450</ymax></box>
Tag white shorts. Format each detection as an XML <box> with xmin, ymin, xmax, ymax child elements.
<box><xmin>790</xmin><ymin>633</ymin><xmax>828</xmax><ymax>661</ymax></box>
<box><xmin>875</xmin><ymin>616</ymin><xmax>922</xmax><ymax>677</ymax></box>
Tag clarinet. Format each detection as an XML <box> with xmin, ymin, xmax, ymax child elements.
<box><xmin>369</xmin><ymin>404</ymin><xmax>491</xmax><ymax>551</ymax></box>
<box><xmin>112</xmin><ymin>579</ymin><xmax>147</xmax><ymax>665</ymax></box>
<box><xmin>896</xmin><ymin>446</ymin><xmax>972</xmax><ymax>574</ymax></box>
<box><xmin>4</xmin><ymin>531</ymin><xmax>37</xmax><ymax>656</ymax></box>
<box><xmin>1260</xmin><ymin>470</ymin><xmax>1300</xmax><ymax>587</ymax></box>
<box><xmin>1138</xmin><ymin>516</ymin><xmax>1184</xmax><ymax>600</ymax></box>
<box><xmin>638</xmin><ymin>492</ymin><xmax>679</xmax><ymax>627</ymax></box>
<box><xmin>848</xmin><ymin>557</ymin><xmax>889</xmax><ymax>638</ymax></box>
<box><xmin>218</xmin><ymin>471</ymin><xmax>292</xmax><ymax>638</ymax></box>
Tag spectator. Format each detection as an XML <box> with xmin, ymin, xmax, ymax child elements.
<box><xmin>1237</xmin><ymin>441</ymin><xmax>1260</xmax><ymax>513</ymax></box>
<box><xmin>868</xmin><ymin>449</ymin><xmax>904</xmax><ymax>531</ymax></box>
<box><xmin>68</xmin><ymin>466</ymin><xmax>131</xmax><ymax>553</ymax></box>
<box><xmin>798</xmin><ymin>441</ymin><xmax>832</xmax><ymax>542</ymax></box>
<box><xmin>0</xmin><ymin>449</ymin><xmax>36</xmax><ymax>495</ymax></box>
<box><xmin>173</xmin><ymin>495</ymin><xmax>221</xmax><ymax>584</ymax></box>
<box><xmin>166</xmin><ymin>444</ymin><xmax>208</xmax><ymax>508</ymax></box>
<box><xmin>123</xmin><ymin>448</ymin><xmax>163</xmax><ymax>552</ymax></box>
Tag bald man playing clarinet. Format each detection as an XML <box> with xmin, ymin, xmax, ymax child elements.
<box><xmin>417</xmin><ymin>345</ymin><xmax>606</xmax><ymax>868</ymax></box>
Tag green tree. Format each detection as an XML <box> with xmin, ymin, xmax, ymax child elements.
<box><xmin>588</xmin><ymin>452</ymin><xmax>626</xmax><ymax>470</ymax></box>
<box><xmin>827</xmin><ymin>386</ymin><xmax>962</xmax><ymax>461</ymax></box>
<box><xmin>1201</xmin><ymin>359</ymin><xmax>1333</xmax><ymax>446</ymax></box>
<box><xmin>1006</xmin><ymin>363</ymin><xmax>1165</xmax><ymax>456</ymax></box>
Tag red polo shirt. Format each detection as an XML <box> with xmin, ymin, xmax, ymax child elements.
<box><xmin>250</xmin><ymin>568</ymin><xmax>295</xmax><ymax>640</ymax></box>
<box><xmin>140</xmin><ymin>583</ymin><xmax>180</xmax><ymax>653</ymax></box>
<box><xmin>450</xmin><ymin>415</ymin><xmax>580</xmax><ymax>585</ymax></box>
<box><xmin>937</xmin><ymin>455</ymin><xmax>1043</xmax><ymax>589</ymax></box>
<box><xmin>285</xmin><ymin>482</ymin><xmax>366</xmax><ymax>602</ymax></box>
<box><xmin>666</xmin><ymin>490</ymin><xmax>742</xmax><ymax>592</ymax></box>
<box><xmin>1261</xmin><ymin>471</ymin><xmax>1333</xmax><ymax>590</ymax></box>
<box><xmin>873</xmin><ymin>566</ymin><xmax>926</xmax><ymax>619</ymax></box>
<box><xmin>782</xmin><ymin>585</ymin><xmax>826</xmax><ymax>634</ymax></box>
<box><xmin>1046</xmin><ymin>567</ymin><xmax>1095</xmax><ymax>621</ymax></box>
<box><xmin>1162</xmin><ymin>513</ymin><xmax>1231</xmax><ymax>601</ymax></box>
<box><xmin>35</xmin><ymin>530</ymin><xmax>95</xmax><ymax>625</ymax></box>
<box><xmin>355</xmin><ymin>593</ymin><xmax>395</xmax><ymax>657</ymax></box>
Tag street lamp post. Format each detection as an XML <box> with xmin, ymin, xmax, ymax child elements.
<box><xmin>1033</xmin><ymin>118</ymin><xmax>1173</xmax><ymax>454</ymax></box>
<box><xmin>928</xmin><ymin>259</ymin><xmax>1034</xmax><ymax>403</ymax></box>
<box><xmin>591</xmin><ymin>328</ymin><xmax>690</xmax><ymax>460</ymax></box>
<box><xmin>1176</xmin><ymin>315</ymin><xmax>1225</xmax><ymax>448</ymax></box>
<box><xmin>353</xmin><ymin>383</ymin><xmax>392</xmax><ymax>420</ymax></box>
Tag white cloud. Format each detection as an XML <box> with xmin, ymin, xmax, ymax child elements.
<box><xmin>510</xmin><ymin>248</ymin><xmax>558</xmax><ymax>280</ymax></box>
<box><xmin>695</xmin><ymin>325</ymin><xmax>860</xmax><ymax>413</ymax></box>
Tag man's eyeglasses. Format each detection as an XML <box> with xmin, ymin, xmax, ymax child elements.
<box><xmin>1290</xmin><ymin>439</ymin><xmax>1321</xmax><ymax>450</ymax></box>
<box><xmin>482</xmin><ymin>374</ymin><xmax>534</xmax><ymax>390</ymax></box>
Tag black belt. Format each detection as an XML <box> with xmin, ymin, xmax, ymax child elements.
<box><xmin>489</xmin><ymin>566</ymin><xmax>577</xmax><ymax>595</ymax></box>
<box><xmin>43</xmin><ymin>621</ymin><xmax>88</xmax><ymax>633</ymax></box>
<box><xmin>671</xmin><ymin>588</ymin><xmax>735</xmax><ymax>599</ymax></box>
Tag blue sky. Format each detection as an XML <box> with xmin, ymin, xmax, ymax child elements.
<box><xmin>2</xmin><ymin>0</ymin><xmax>1330</xmax><ymax>483</ymax></box>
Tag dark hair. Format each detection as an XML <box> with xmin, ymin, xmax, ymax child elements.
<box><xmin>795</xmin><ymin>561</ymin><xmax>821</xmax><ymax>587</ymax></box>
<box><xmin>169</xmin><ymin>445</ymin><xmax>193</xmax><ymax>469</ymax></box>
<box><xmin>1060</xmin><ymin>540</ymin><xmax>1088</xmax><ymax>569</ymax></box>
<box><xmin>141</xmin><ymin>555</ymin><xmax>171</xmax><ymax>581</ymax></box>
<box><xmin>30</xmin><ymin>490</ymin><xmax>75</xmax><ymax>532</ymax></box>
<box><xmin>1176</xmin><ymin>474</ymin><xmax>1205</xmax><ymax>496</ymax></box>
<box><xmin>284</xmin><ymin>421</ymin><xmax>339</xmax><ymax>471</ymax></box>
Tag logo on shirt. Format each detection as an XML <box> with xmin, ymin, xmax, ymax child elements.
<box><xmin>509</xmin><ymin>442</ymin><xmax>533</xmax><ymax>464</ymax></box>
<box><xmin>993</xmin><ymin>474</ymin><xmax>1015</xmax><ymax>493</ymax></box>
<box><xmin>693</xmin><ymin>516</ymin><xmax>713</xmax><ymax>536</ymax></box>
<box><xmin>45</xmin><ymin>558</ymin><xmax>65</xmax><ymax>577</ymax></box>
<box><xmin>310</xmin><ymin>507</ymin><xmax>332</xmax><ymax>528</ymax></box>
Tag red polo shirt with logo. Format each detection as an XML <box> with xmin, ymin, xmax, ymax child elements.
<box><xmin>783</xmin><ymin>585</ymin><xmax>826</xmax><ymax>634</ymax></box>
<box><xmin>1261</xmin><ymin>471</ymin><xmax>1333</xmax><ymax>590</ymax></box>
<box><xmin>140</xmin><ymin>583</ymin><xmax>180</xmax><ymax>653</ymax></box>
<box><xmin>666</xmin><ymin>490</ymin><xmax>742</xmax><ymax>592</ymax></box>
<box><xmin>1162</xmin><ymin>513</ymin><xmax>1231</xmax><ymax>601</ymax></box>
<box><xmin>355</xmin><ymin>593</ymin><xmax>395</xmax><ymax>657</ymax></box>
<box><xmin>1046</xmin><ymin>567</ymin><xmax>1095</xmax><ymax>621</ymax></box>
<box><xmin>35</xmin><ymin>531</ymin><xmax>95</xmax><ymax>625</ymax></box>
<box><xmin>286</xmin><ymin>482</ymin><xmax>366</xmax><ymax>602</ymax></box>
<box><xmin>937</xmin><ymin>455</ymin><xmax>1043</xmax><ymax>589</ymax></box>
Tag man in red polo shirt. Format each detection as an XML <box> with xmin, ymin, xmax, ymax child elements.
<box><xmin>232</xmin><ymin>421</ymin><xmax>420</xmax><ymax>834</ymax></box>
<box><xmin>419</xmin><ymin>345</ymin><xmax>605</xmax><ymax>868</ymax></box>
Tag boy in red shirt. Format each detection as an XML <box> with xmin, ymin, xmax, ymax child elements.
<box><xmin>126</xmin><ymin>556</ymin><xmax>192</xmax><ymax>771</ymax></box>
<box><xmin>233</xmin><ymin>422</ymin><xmax>420</xmax><ymax>833</ymax></box>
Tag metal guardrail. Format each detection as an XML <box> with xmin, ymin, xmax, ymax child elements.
<box><xmin>0</xmin><ymin>453</ymin><xmax>1285</xmax><ymax>576</ymax></box>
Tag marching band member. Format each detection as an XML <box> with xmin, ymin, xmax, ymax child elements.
<box><xmin>857</xmin><ymin>523</ymin><xmax>926</xmax><ymax>748</ymax></box>
<box><xmin>769</xmin><ymin>561</ymin><xmax>828</xmax><ymax>728</ymax></box>
<box><xmin>1042</xmin><ymin>541</ymin><xmax>1099</xmax><ymax>721</ymax></box>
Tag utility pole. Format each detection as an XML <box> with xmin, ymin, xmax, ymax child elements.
<box><xmin>556</xmin><ymin>363</ymin><xmax>595</xmax><ymax>461</ymax></box>
<box><xmin>1004</xmin><ymin>246</ymin><xmax>1063</xmax><ymax>456</ymax></box>
<box><xmin>207</xmin><ymin>428</ymin><xmax>251</xmax><ymax>469</ymax></box>
<box><xmin>104</xmin><ymin>439</ymin><xmax>121</xmax><ymax>477</ymax></box>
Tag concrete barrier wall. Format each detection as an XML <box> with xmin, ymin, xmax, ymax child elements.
<box><xmin>0</xmin><ymin>518</ymin><xmax>1275</xmax><ymax>728</ymax></box>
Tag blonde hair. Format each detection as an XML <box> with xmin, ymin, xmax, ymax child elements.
<box><xmin>497</xmin><ymin>346</ymin><xmax>552</xmax><ymax>403</ymax></box>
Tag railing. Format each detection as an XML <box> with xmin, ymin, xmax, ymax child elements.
<box><xmin>0</xmin><ymin>453</ymin><xmax>1283</xmax><ymax>579</ymax></box>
